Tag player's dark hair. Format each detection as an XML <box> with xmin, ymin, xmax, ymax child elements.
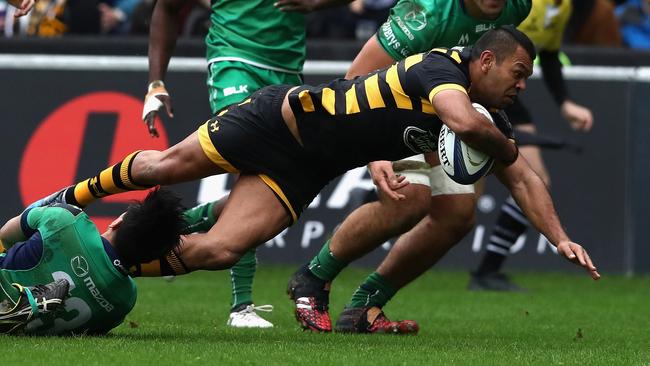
<box><xmin>471</xmin><ymin>25</ymin><xmax>536</xmax><ymax>63</ymax></box>
<box><xmin>112</xmin><ymin>188</ymin><xmax>186</xmax><ymax>267</ymax></box>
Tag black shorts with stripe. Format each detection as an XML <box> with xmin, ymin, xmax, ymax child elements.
<box><xmin>197</xmin><ymin>85</ymin><xmax>326</xmax><ymax>223</ymax></box>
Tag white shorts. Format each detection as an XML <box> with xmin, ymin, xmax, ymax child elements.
<box><xmin>392</xmin><ymin>154</ymin><xmax>475</xmax><ymax>196</ymax></box>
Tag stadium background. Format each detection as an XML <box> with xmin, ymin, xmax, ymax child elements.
<box><xmin>1</xmin><ymin>37</ymin><xmax>649</xmax><ymax>274</ymax></box>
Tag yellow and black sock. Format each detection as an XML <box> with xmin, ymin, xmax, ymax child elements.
<box><xmin>66</xmin><ymin>151</ymin><xmax>153</xmax><ymax>207</ymax></box>
<box><xmin>130</xmin><ymin>249</ymin><xmax>189</xmax><ymax>277</ymax></box>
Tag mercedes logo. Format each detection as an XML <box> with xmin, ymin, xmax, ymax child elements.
<box><xmin>70</xmin><ymin>255</ymin><xmax>89</xmax><ymax>277</ymax></box>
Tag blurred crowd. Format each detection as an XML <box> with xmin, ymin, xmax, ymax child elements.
<box><xmin>0</xmin><ymin>0</ymin><xmax>648</xmax><ymax>48</ymax></box>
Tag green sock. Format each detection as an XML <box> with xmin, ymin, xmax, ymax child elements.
<box><xmin>181</xmin><ymin>202</ymin><xmax>217</xmax><ymax>234</ymax></box>
<box><xmin>348</xmin><ymin>272</ymin><xmax>397</xmax><ymax>309</ymax></box>
<box><xmin>308</xmin><ymin>239</ymin><xmax>348</xmax><ymax>282</ymax></box>
<box><xmin>230</xmin><ymin>249</ymin><xmax>257</xmax><ymax>310</ymax></box>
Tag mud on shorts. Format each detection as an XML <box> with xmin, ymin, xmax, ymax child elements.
<box><xmin>391</xmin><ymin>154</ymin><xmax>475</xmax><ymax>196</ymax></box>
<box><xmin>197</xmin><ymin>85</ymin><xmax>327</xmax><ymax>224</ymax></box>
<box><xmin>207</xmin><ymin>60</ymin><xmax>303</xmax><ymax>115</ymax></box>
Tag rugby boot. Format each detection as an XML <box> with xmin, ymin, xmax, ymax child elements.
<box><xmin>26</xmin><ymin>186</ymin><xmax>74</xmax><ymax>210</ymax></box>
<box><xmin>467</xmin><ymin>271</ymin><xmax>527</xmax><ymax>292</ymax></box>
<box><xmin>287</xmin><ymin>265</ymin><xmax>332</xmax><ymax>332</ymax></box>
<box><xmin>334</xmin><ymin>306</ymin><xmax>419</xmax><ymax>334</ymax></box>
<box><xmin>0</xmin><ymin>279</ymin><xmax>70</xmax><ymax>334</ymax></box>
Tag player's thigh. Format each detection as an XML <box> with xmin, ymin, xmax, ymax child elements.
<box><xmin>136</xmin><ymin>131</ymin><xmax>228</xmax><ymax>185</ymax></box>
<box><xmin>427</xmin><ymin>164</ymin><xmax>477</xmax><ymax>227</ymax></box>
<box><xmin>515</xmin><ymin>124</ymin><xmax>551</xmax><ymax>185</ymax></box>
<box><xmin>206</xmin><ymin>174</ymin><xmax>292</xmax><ymax>254</ymax></box>
<box><xmin>207</xmin><ymin>61</ymin><xmax>301</xmax><ymax>114</ymax></box>
<box><xmin>386</xmin><ymin>154</ymin><xmax>433</xmax><ymax>216</ymax></box>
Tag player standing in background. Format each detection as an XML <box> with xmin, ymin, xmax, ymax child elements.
<box><xmin>288</xmin><ymin>0</ymin><xmax>532</xmax><ymax>333</ymax></box>
<box><xmin>0</xmin><ymin>189</ymin><xmax>185</xmax><ymax>335</ymax></box>
<box><xmin>469</xmin><ymin>0</ymin><xmax>593</xmax><ymax>291</ymax></box>
<box><xmin>141</xmin><ymin>0</ymin><xmax>353</xmax><ymax>328</ymax></box>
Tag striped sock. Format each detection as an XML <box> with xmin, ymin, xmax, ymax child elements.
<box><xmin>66</xmin><ymin>151</ymin><xmax>153</xmax><ymax>208</ymax></box>
<box><xmin>477</xmin><ymin>196</ymin><xmax>529</xmax><ymax>274</ymax></box>
<box><xmin>130</xmin><ymin>249</ymin><xmax>189</xmax><ymax>277</ymax></box>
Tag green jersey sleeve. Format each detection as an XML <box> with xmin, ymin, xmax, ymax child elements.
<box><xmin>376</xmin><ymin>0</ymin><xmax>446</xmax><ymax>60</ymax></box>
<box><xmin>376</xmin><ymin>0</ymin><xmax>532</xmax><ymax>60</ymax></box>
<box><xmin>22</xmin><ymin>205</ymin><xmax>80</xmax><ymax>238</ymax></box>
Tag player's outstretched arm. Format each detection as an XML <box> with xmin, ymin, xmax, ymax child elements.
<box><xmin>143</xmin><ymin>0</ymin><xmax>185</xmax><ymax>137</ymax></box>
<box><xmin>493</xmin><ymin>156</ymin><xmax>600</xmax><ymax>280</ymax></box>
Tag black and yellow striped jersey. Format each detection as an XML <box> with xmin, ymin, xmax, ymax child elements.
<box><xmin>287</xmin><ymin>47</ymin><xmax>470</xmax><ymax>178</ymax></box>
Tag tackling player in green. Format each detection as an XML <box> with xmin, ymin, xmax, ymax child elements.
<box><xmin>0</xmin><ymin>189</ymin><xmax>185</xmax><ymax>335</ymax></box>
<box><xmin>141</xmin><ymin>0</ymin><xmax>351</xmax><ymax>328</ymax></box>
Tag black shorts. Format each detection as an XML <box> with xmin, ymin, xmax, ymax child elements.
<box><xmin>504</xmin><ymin>98</ymin><xmax>533</xmax><ymax>126</ymax></box>
<box><xmin>197</xmin><ymin>85</ymin><xmax>327</xmax><ymax>223</ymax></box>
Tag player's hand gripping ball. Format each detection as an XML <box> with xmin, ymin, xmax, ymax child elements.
<box><xmin>438</xmin><ymin>103</ymin><xmax>495</xmax><ymax>185</ymax></box>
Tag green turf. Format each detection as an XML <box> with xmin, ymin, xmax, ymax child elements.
<box><xmin>2</xmin><ymin>267</ymin><xmax>649</xmax><ymax>365</ymax></box>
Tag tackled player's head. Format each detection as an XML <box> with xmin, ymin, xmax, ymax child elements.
<box><xmin>111</xmin><ymin>188</ymin><xmax>186</xmax><ymax>267</ymax></box>
<box><xmin>469</xmin><ymin>25</ymin><xmax>535</xmax><ymax>108</ymax></box>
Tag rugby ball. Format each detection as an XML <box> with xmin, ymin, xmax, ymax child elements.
<box><xmin>437</xmin><ymin>103</ymin><xmax>494</xmax><ymax>184</ymax></box>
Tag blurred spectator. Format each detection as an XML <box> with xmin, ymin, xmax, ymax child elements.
<box><xmin>616</xmin><ymin>0</ymin><xmax>650</xmax><ymax>48</ymax></box>
<box><xmin>566</xmin><ymin>0</ymin><xmax>622</xmax><ymax>46</ymax></box>
<box><xmin>0</xmin><ymin>0</ymin><xmax>142</xmax><ymax>36</ymax></box>
<box><xmin>306</xmin><ymin>0</ymin><xmax>395</xmax><ymax>39</ymax></box>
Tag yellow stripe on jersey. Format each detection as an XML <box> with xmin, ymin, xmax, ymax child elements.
<box><xmin>198</xmin><ymin>122</ymin><xmax>239</xmax><ymax>173</ymax></box>
<box><xmin>364</xmin><ymin>74</ymin><xmax>385</xmax><ymax>109</ymax></box>
<box><xmin>321</xmin><ymin>87</ymin><xmax>336</xmax><ymax>115</ymax></box>
<box><xmin>421</xmin><ymin>98</ymin><xmax>435</xmax><ymax>114</ymax></box>
<box><xmin>404</xmin><ymin>54</ymin><xmax>424</xmax><ymax>71</ymax></box>
<box><xmin>450</xmin><ymin>50</ymin><xmax>462</xmax><ymax>64</ymax></box>
<box><xmin>259</xmin><ymin>174</ymin><xmax>298</xmax><ymax>223</ymax></box>
<box><xmin>238</xmin><ymin>98</ymin><xmax>251</xmax><ymax>106</ymax></box>
<box><xmin>298</xmin><ymin>90</ymin><xmax>315</xmax><ymax>112</ymax></box>
<box><xmin>428</xmin><ymin>83</ymin><xmax>468</xmax><ymax>103</ymax></box>
<box><xmin>386</xmin><ymin>65</ymin><xmax>413</xmax><ymax>110</ymax></box>
<box><xmin>345</xmin><ymin>85</ymin><xmax>360</xmax><ymax>114</ymax></box>
<box><xmin>217</xmin><ymin>109</ymin><xmax>228</xmax><ymax>116</ymax></box>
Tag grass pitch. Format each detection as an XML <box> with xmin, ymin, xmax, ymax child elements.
<box><xmin>2</xmin><ymin>266</ymin><xmax>649</xmax><ymax>365</ymax></box>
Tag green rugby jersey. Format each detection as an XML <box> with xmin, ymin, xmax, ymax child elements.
<box><xmin>377</xmin><ymin>0</ymin><xmax>532</xmax><ymax>60</ymax></box>
<box><xmin>1</xmin><ymin>205</ymin><xmax>136</xmax><ymax>335</ymax></box>
<box><xmin>205</xmin><ymin>0</ymin><xmax>305</xmax><ymax>74</ymax></box>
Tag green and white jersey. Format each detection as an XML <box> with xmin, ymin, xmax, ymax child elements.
<box><xmin>376</xmin><ymin>0</ymin><xmax>532</xmax><ymax>60</ymax></box>
<box><xmin>205</xmin><ymin>0</ymin><xmax>306</xmax><ymax>74</ymax></box>
<box><xmin>1</xmin><ymin>205</ymin><xmax>136</xmax><ymax>335</ymax></box>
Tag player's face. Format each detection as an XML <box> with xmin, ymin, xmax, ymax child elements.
<box><xmin>481</xmin><ymin>46</ymin><xmax>533</xmax><ymax>108</ymax></box>
<box><xmin>470</xmin><ymin>0</ymin><xmax>507</xmax><ymax>18</ymax></box>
